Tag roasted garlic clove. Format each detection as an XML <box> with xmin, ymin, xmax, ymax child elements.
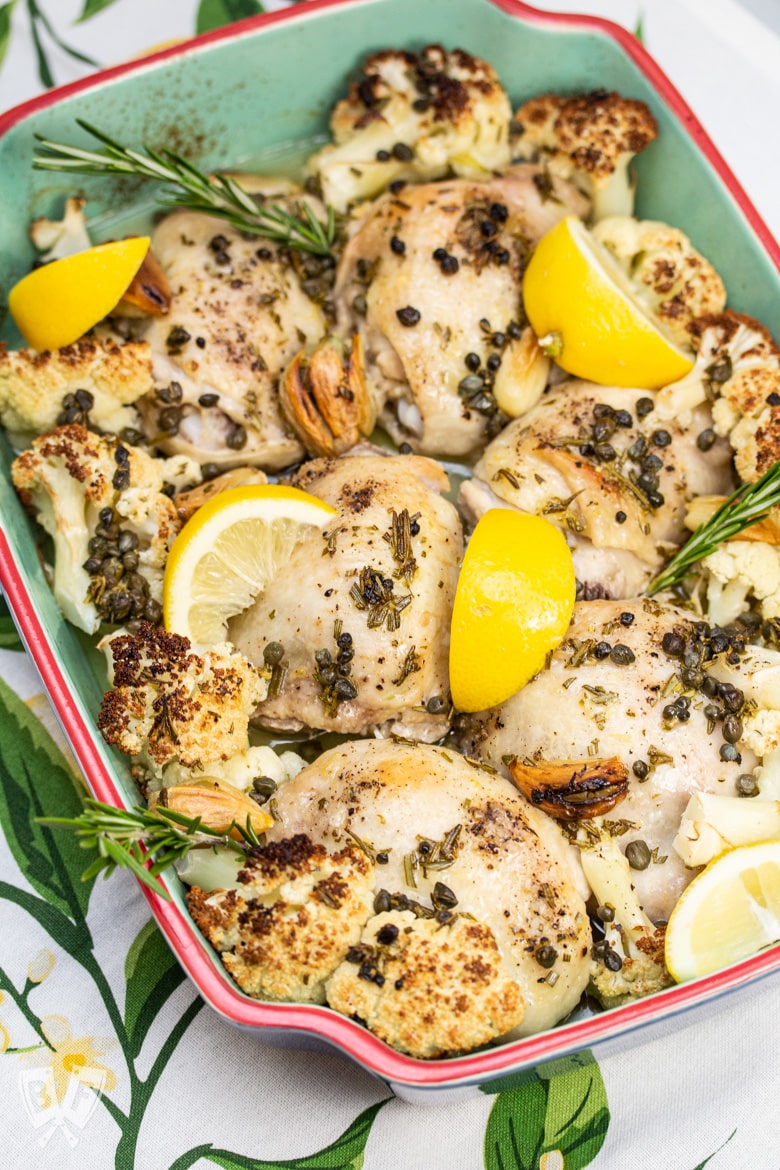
<box><xmin>174</xmin><ymin>467</ymin><xmax>268</xmax><ymax>523</ymax></box>
<box><xmin>509</xmin><ymin>757</ymin><xmax>629</xmax><ymax>821</ymax></box>
<box><xmin>492</xmin><ymin>325</ymin><xmax>550</xmax><ymax>418</ymax></box>
<box><xmin>115</xmin><ymin>246</ymin><xmax>171</xmax><ymax>317</ymax></box>
<box><xmin>279</xmin><ymin>334</ymin><xmax>375</xmax><ymax>457</ymax></box>
<box><xmin>684</xmin><ymin>494</ymin><xmax>780</xmax><ymax>545</ymax></box>
<box><xmin>151</xmin><ymin>781</ymin><xmax>273</xmax><ymax>837</ymax></box>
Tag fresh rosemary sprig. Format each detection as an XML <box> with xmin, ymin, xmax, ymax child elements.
<box><xmin>647</xmin><ymin>459</ymin><xmax>780</xmax><ymax>595</ymax></box>
<box><xmin>32</xmin><ymin>120</ymin><xmax>337</xmax><ymax>258</ymax></box>
<box><xmin>39</xmin><ymin>798</ymin><xmax>258</xmax><ymax>900</ymax></box>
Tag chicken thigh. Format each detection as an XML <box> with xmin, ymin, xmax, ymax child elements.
<box><xmin>459</xmin><ymin>597</ymin><xmax>758</xmax><ymax>921</ymax></box>
<box><xmin>268</xmin><ymin>738</ymin><xmax>592</xmax><ymax>1038</ymax></box>
<box><xmin>139</xmin><ymin>208</ymin><xmax>326</xmax><ymax>470</ymax></box>
<box><xmin>334</xmin><ymin>167</ymin><xmax>589</xmax><ymax>458</ymax></box>
<box><xmin>228</xmin><ymin>452</ymin><xmax>462</xmax><ymax>740</ymax></box>
<box><xmin>459</xmin><ymin>380</ymin><xmax>733</xmax><ymax>597</ymax></box>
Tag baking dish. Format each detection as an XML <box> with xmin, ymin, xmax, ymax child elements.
<box><xmin>1</xmin><ymin>0</ymin><xmax>780</xmax><ymax>1101</ymax></box>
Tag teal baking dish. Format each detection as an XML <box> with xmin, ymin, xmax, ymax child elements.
<box><xmin>1</xmin><ymin>0</ymin><xmax>780</xmax><ymax>1100</ymax></box>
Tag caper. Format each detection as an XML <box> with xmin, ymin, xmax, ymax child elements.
<box><xmin>432</xmin><ymin>882</ymin><xmax>458</xmax><ymax>910</ymax></box>
<box><xmin>122</xmin><ymin>551</ymin><xmax>140</xmax><ymax>572</ymax></box>
<box><xmin>610</xmin><ymin>643</ymin><xmax>635</xmax><ymax>665</ymax></box>
<box><xmin>226</xmin><ymin>424</ymin><xmax>247</xmax><ymax>450</ymax></box>
<box><xmin>662</xmin><ymin>631</ymin><xmax>686</xmax><ymax>657</ymax></box>
<box><xmin>720</xmin><ymin>743</ymin><xmax>740</xmax><ymax>763</ymax></box>
<box><xmin>604</xmin><ymin>948</ymin><xmax>624</xmax><ymax>972</ymax></box>
<box><xmin>625</xmin><ymin>839</ymin><xmax>652</xmax><ymax>870</ymax></box>
<box><xmin>263</xmin><ymin>641</ymin><xmax>285</xmax><ymax>666</ymax></box>
<box><xmin>374</xmin><ymin>889</ymin><xmax>392</xmax><ymax>914</ymax></box>
<box><xmin>596</xmin><ymin>904</ymin><xmax>615</xmax><ymax>923</ymax></box>
<box><xmin>722</xmin><ymin>714</ymin><xmax>743</xmax><ymax>743</ymax></box>
<box><xmin>314</xmin><ymin>648</ymin><xmax>332</xmax><ymax>665</ymax></box>
<box><xmin>334</xmin><ymin>678</ymin><xmax>358</xmax><ymax>700</ymax></box>
<box><xmin>736</xmin><ymin>774</ymin><xmax>759</xmax><ymax>797</ymax></box>
<box><xmin>426</xmin><ymin>695</ymin><xmax>446</xmax><ymax>714</ymax></box>
<box><xmin>534</xmin><ymin>944</ymin><xmax>558</xmax><ymax>969</ymax></box>
<box><xmin>143</xmin><ymin>599</ymin><xmax>163</xmax><ymax>624</ymax></box>
<box><xmin>632</xmin><ymin>759</ymin><xmax>649</xmax><ymax>780</ymax></box>
<box><xmin>252</xmin><ymin>776</ymin><xmax>278</xmax><ymax>801</ymax></box>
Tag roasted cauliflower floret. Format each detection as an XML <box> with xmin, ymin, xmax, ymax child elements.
<box><xmin>0</xmin><ymin>336</ymin><xmax>153</xmax><ymax>444</ymax></box>
<box><xmin>593</xmin><ymin>217</ymin><xmax>726</xmax><ymax>348</ymax></box>
<box><xmin>325</xmin><ymin>909</ymin><xmax>524</xmax><ymax>1059</ymax></box>
<box><xmin>29</xmin><ymin>195</ymin><xmax>92</xmax><ymax>261</ymax></box>
<box><xmin>699</xmin><ymin>540</ymin><xmax>780</xmax><ymax>626</ymax></box>
<box><xmin>187</xmin><ymin>834</ymin><xmax>375</xmax><ymax>1003</ymax></box>
<box><xmin>11</xmin><ymin>424</ymin><xmax>199</xmax><ymax>633</ymax></box>
<box><xmin>578</xmin><ymin>831</ymin><xmax>671</xmax><ymax>1008</ymax></box>
<box><xmin>511</xmin><ymin>90</ymin><xmax>657</xmax><ymax>220</ymax></box>
<box><xmin>307</xmin><ymin>45</ymin><xmax>512</xmax><ymax>212</ymax></box>
<box><xmin>98</xmin><ymin>622</ymin><xmax>270</xmax><ymax>780</ymax></box>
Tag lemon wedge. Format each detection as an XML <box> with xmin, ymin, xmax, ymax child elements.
<box><xmin>163</xmin><ymin>484</ymin><xmax>337</xmax><ymax>646</ymax></box>
<box><xmin>8</xmin><ymin>236</ymin><xmax>151</xmax><ymax>352</ymax></box>
<box><xmin>449</xmin><ymin>509</ymin><xmax>575</xmax><ymax>713</ymax></box>
<box><xmin>522</xmin><ymin>215</ymin><xmax>694</xmax><ymax>389</ymax></box>
<box><xmin>665</xmin><ymin>841</ymin><xmax>780</xmax><ymax>982</ymax></box>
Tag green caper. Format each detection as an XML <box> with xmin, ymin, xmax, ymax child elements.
<box><xmin>625</xmin><ymin>840</ymin><xmax>652</xmax><ymax>870</ymax></box>
<box><xmin>262</xmin><ymin>641</ymin><xmax>285</xmax><ymax>666</ymax></box>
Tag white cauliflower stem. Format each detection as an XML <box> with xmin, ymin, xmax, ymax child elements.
<box><xmin>0</xmin><ymin>336</ymin><xmax>153</xmax><ymax>443</ymax></box>
<box><xmin>511</xmin><ymin>90</ymin><xmax>657</xmax><ymax>220</ymax></box>
<box><xmin>579</xmin><ymin>831</ymin><xmax>671</xmax><ymax>1007</ymax></box>
<box><xmin>98</xmin><ymin>622</ymin><xmax>270</xmax><ymax>781</ymax></box>
<box><xmin>11</xmin><ymin>424</ymin><xmax>199</xmax><ymax>633</ymax></box>
<box><xmin>308</xmin><ymin>45</ymin><xmax>512</xmax><ymax>212</ymax></box>
<box><xmin>593</xmin><ymin>217</ymin><xmax>726</xmax><ymax>348</ymax></box>
<box><xmin>700</xmin><ymin>540</ymin><xmax>780</xmax><ymax>626</ymax></box>
<box><xmin>29</xmin><ymin>196</ymin><xmax>92</xmax><ymax>261</ymax></box>
<box><xmin>674</xmin><ymin>792</ymin><xmax>780</xmax><ymax>868</ymax></box>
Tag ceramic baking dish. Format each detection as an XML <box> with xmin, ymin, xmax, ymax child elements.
<box><xmin>2</xmin><ymin>0</ymin><xmax>780</xmax><ymax>1101</ymax></box>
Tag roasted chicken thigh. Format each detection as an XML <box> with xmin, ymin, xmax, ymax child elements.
<box><xmin>459</xmin><ymin>597</ymin><xmax>758</xmax><ymax>922</ymax></box>
<box><xmin>228</xmin><ymin>452</ymin><xmax>462</xmax><ymax>740</ymax></box>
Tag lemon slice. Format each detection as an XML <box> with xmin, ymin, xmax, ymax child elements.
<box><xmin>665</xmin><ymin>841</ymin><xmax>780</xmax><ymax>982</ymax></box>
<box><xmin>163</xmin><ymin>484</ymin><xmax>337</xmax><ymax>646</ymax></box>
<box><xmin>449</xmin><ymin>509</ymin><xmax>575</xmax><ymax>713</ymax></box>
<box><xmin>8</xmin><ymin>236</ymin><xmax>151</xmax><ymax>351</ymax></box>
<box><xmin>522</xmin><ymin>215</ymin><xmax>694</xmax><ymax>389</ymax></box>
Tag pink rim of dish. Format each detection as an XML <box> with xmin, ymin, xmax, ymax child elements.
<box><xmin>2</xmin><ymin>0</ymin><xmax>780</xmax><ymax>1087</ymax></box>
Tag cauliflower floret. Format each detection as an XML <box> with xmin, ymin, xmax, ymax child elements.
<box><xmin>656</xmin><ymin>314</ymin><xmax>780</xmax><ymax>479</ymax></box>
<box><xmin>11</xmin><ymin>424</ymin><xmax>200</xmax><ymax>633</ymax></box>
<box><xmin>98</xmin><ymin>622</ymin><xmax>270</xmax><ymax>780</ymax></box>
<box><xmin>0</xmin><ymin>336</ymin><xmax>153</xmax><ymax>444</ymax></box>
<box><xmin>593</xmin><ymin>217</ymin><xmax>726</xmax><ymax>348</ymax></box>
<box><xmin>187</xmin><ymin>834</ymin><xmax>375</xmax><ymax>1003</ymax></box>
<box><xmin>29</xmin><ymin>196</ymin><xmax>92</xmax><ymax>261</ymax></box>
<box><xmin>674</xmin><ymin>791</ymin><xmax>780</xmax><ymax>868</ymax></box>
<box><xmin>325</xmin><ymin>910</ymin><xmax>524</xmax><ymax>1059</ymax></box>
<box><xmin>578</xmin><ymin>832</ymin><xmax>671</xmax><ymax>1008</ymax></box>
<box><xmin>307</xmin><ymin>45</ymin><xmax>512</xmax><ymax>212</ymax></box>
<box><xmin>699</xmin><ymin>541</ymin><xmax>780</xmax><ymax>626</ymax></box>
<box><xmin>511</xmin><ymin>91</ymin><xmax>657</xmax><ymax>220</ymax></box>
<box><xmin>589</xmin><ymin>922</ymin><xmax>670</xmax><ymax>1010</ymax></box>
<box><xmin>153</xmin><ymin>743</ymin><xmax>306</xmax><ymax>795</ymax></box>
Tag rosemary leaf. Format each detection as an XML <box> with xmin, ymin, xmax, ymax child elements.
<box><xmin>647</xmin><ymin>460</ymin><xmax>780</xmax><ymax>595</ymax></box>
<box><xmin>38</xmin><ymin>798</ymin><xmax>254</xmax><ymax>899</ymax></box>
<box><xmin>33</xmin><ymin>120</ymin><xmax>337</xmax><ymax>258</ymax></box>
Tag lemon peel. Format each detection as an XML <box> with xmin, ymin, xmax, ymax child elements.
<box><xmin>449</xmin><ymin>509</ymin><xmax>575</xmax><ymax>713</ymax></box>
<box><xmin>163</xmin><ymin>484</ymin><xmax>337</xmax><ymax>647</ymax></box>
<box><xmin>665</xmin><ymin>840</ymin><xmax>780</xmax><ymax>982</ymax></box>
<box><xmin>523</xmin><ymin>215</ymin><xmax>694</xmax><ymax>389</ymax></box>
<box><xmin>8</xmin><ymin>236</ymin><xmax>150</xmax><ymax>351</ymax></box>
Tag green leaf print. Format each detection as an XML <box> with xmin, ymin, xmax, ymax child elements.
<box><xmin>0</xmin><ymin>601</ymin><xmax>24</xmax><ymax>651</ymax></box>
<box><xmin>484</xmin><ymin>1079</ymin><xmax>549</xmax><ymax>1170</ymax></box>
<box><xmin>0</xmin><ymin>676</ymin><xmax>94</xmax><ymax>921</ymax></box>
<box><xmin>167</xmin><ymin>1099</ymin><xmax>390</xmax><ymax>1170</ymax></box>
<box><xmin>124</xmin><ymin>918</ymin><xmax>186</xmax><ymax>1059</ymax></box>
<box><xmin>195</xmin><ymin>0</ymin><xmax>264</xmax><ymax>35</ymax></box>
<box><xmin>484</xmin><ymin>1053</ymin><xmax>609</xmax><ymax>1169</ymax></box>
<box><xmin>0</xmin><ymin>1</ymin><xmax>17</xmax><ymax>72</ymax></box>
<box><xmin>75</xmin><ymin>0</ymin><xmax>123</xmax><ymax>22</ymax></box>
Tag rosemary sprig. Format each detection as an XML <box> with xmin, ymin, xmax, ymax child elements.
<box><xmin>647</xmin><ymin>460</ymin><xmax>780</xmax><ymax>595</ymax></box>
<box><xmin>32</xmin><ymin>120</ymin><xmax>337</xmax><ymax>258</ymax></box>
<box><xmin>38</xmin><ymin>798</ymin><xmax>257</xmax><ymax>900</ymax></box>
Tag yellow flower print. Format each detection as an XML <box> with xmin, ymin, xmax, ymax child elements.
<box><xmin>0</xmin><ymin>991</ymin><xmax>9</xmax><ymax>1053</ymax></box>
<box><xmin>20</xmin><ymin>1016</ymin><xmax>117</xmax><ymax>1108</ymax></box>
